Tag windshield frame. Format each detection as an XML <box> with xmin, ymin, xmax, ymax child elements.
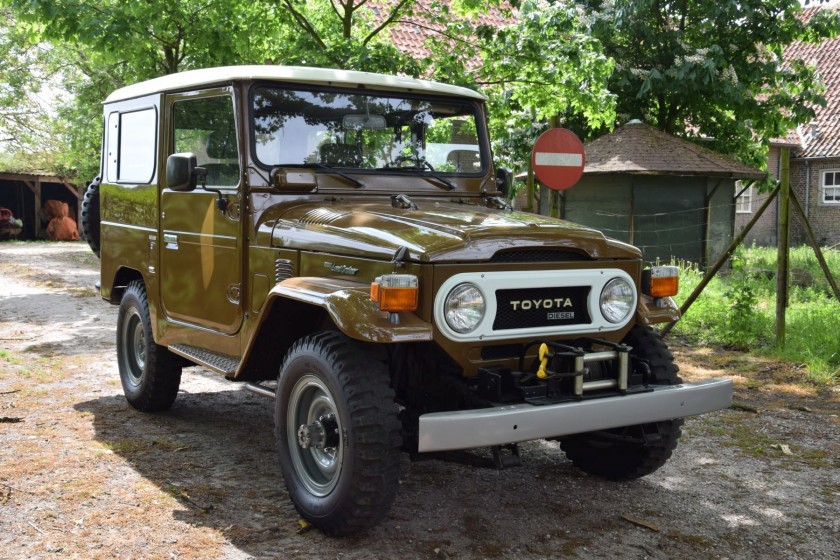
<box><xmin>247</xmin><ymin>81</ymin><xmax>490</xmax><ymax>180</ymax></box>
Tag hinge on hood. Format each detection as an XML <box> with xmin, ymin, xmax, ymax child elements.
<box><xmin>391</xmin><ymin>193</ymin><xmax>417</xmax><ymax>210</ymax></box>
<box><xmin>483</xmin><ymin>195</ymin><xmax>512</xmax><ymax>211</ymax></box>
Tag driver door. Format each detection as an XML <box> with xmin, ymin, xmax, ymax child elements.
<box><xmin>160</xmin><ymin>89</ymin><xmax>243</xmax><ymax>335</ymax></box>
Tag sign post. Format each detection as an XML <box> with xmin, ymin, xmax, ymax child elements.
<box><xmin>530</xmin><ymin>128</ymin><xmax>586</xmax><ymax>192</ymax></box>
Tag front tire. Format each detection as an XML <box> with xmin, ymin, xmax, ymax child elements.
<box><xmin>560</xmin><ymin>325</ymin><xmax>684</xmax><ymax>480</ymax></box>
<box><xmin>275</xmin><ymin>332</ymin><xmax>401</xmax><ymax>536</ymax></box>
<box><xmin>116</xmin><ymin>280</ymin><xmax>181</xmax><ymax>411</ymax></box>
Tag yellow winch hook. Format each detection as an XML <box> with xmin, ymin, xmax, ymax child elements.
<box><xmin>537</xmin><ymin>342</ymin><xmax>550</xmax><ymax>379</ymax></box>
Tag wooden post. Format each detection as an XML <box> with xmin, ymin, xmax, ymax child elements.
<box><xmin>525</xmin><ymin>161</ymin><xmax>535</xmax><ymax>213</ymax></box>
<box><xmin>776</xmin><ymin>148</ymin><xmax>791</xmax><ymax>348</ymax></box>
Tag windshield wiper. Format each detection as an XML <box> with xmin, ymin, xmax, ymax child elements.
<box><xmin>277</xmin><ymin>162</ymin><xmax>364</xmax><ymax>188</ymax></box>
<box><xmin>385</xmin><ymin>160</ymin><xmax>455</xmax><ymax>191</ymax></box>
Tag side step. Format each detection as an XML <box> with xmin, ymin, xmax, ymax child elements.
<box><xmin>169</xmin><ymin>344</ymin><xmax>239</xmax><ymax>376</ymax></box>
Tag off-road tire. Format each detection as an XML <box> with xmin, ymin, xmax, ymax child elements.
<box><xmin>275</xmin><ymin>331</ymin><xmax>402</xmax><ymax>536</ymax></box>
<box><xmin>116</xmin><ymin>280</ymin><xmax>181</xmax><ymax>411</ymax></box>
<box><xmin>81</xmin><ymin>177</ymin><xmax>101</xmax><ymax>257</ymax></box>
<box><xmin>560</xmin><ymin>325</ymin><xmax>684</xmax><ymax>480</ymax></box>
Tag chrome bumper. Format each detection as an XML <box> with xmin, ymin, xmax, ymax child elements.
<box><xmin>417</xmin><ymin>378</ymin><xmax>733</xmax><ymax>453</ymax></box>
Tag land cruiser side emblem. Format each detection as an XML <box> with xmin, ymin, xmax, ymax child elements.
<box><xmin>510</xmin><ymin>298</ymin><xmax>573</xmax><ymax>311</ymax></box>
<box><xmin>324</xmin><ymin>262</ymin><xmax>359</xmax><ymax>275</ymax></box>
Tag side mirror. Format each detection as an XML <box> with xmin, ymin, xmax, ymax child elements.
<box><xmin>494</xmin><ymin>167</ymin><xmax>513</xmax><ymax>197</ymax></box>
<box><xmin>166</xmin><ymin>152</ymin><xmax>198</xmax><ymax>191</ymax></box>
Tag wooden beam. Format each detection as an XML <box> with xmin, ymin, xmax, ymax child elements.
<box><xmin>34</xmin><ymin>177</ymin><xmax>42</xmax><ymax>239</ymax></box>
<box><xmin>790</xmin><ymin>188</ymin><xmax>840</xmax><ymax>301</ymax></box>
<box><xmin>776</xmin><ymin>148</ymin><xmax>791</xmax><ymax>348</ymax></box>
<box><xmin>661</xmin><ymin>183</ymin><xmax>781</xmax><ymax>337</ymax></box>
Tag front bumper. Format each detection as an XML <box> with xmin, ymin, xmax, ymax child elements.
<box><xmin>417</xmin><ymin>378</ymin><xmax>732</xmax><ymax>452</ymax></box>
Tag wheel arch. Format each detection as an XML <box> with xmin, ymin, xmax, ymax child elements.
<box><xmin>106</xmin><ymin>266</ymin><xmax>146</xmax><ymax>304</ymax></box>
<box><xmin>237</xmin><ymin>278</ymin><xmax>433</xmax><ymax>381</ymax></box>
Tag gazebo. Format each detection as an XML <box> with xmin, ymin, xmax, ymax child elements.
<box><xmin>561</xmin><ymin>121</ymin><xmax>765</xmax><ymax>266</ymax></box>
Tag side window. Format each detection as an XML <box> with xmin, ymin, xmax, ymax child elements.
<box><xmin>119</xmin><ymin>108</ymin><xmax>157</xmax><ymax>183</ymax></box>
<box><xmin>173</xmin><ymin>96</ymin><xmax>240</xmax><ymax>187</ymax></box>
<box><xmin>823</xmin><ymin>170</ymin><xmax>840</xmax><ymax>204</ymax></box>
<box><xmin>735</xmin><ymin>182</ymin><xmax>752</xmax><ymax>214</ymax></box>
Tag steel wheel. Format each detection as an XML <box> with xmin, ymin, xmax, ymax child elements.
<box><xmin>119</xmin><ymin>311</ymin><xmax>146</xmax><ymax>388</ymax></box>
<box><xmin>116</xmin><ymin>280</ymin><xmax>182</xmax><ymax>412</ymax></box>
<box><xmin>275</xmin><ymin>331</ymin><xmax>402</xmax><ymax>536</ymax></box>
<box><xmin>287</xmin><ymin>374</ymin><xmax>344</xmax><ymax>497</ymax></box>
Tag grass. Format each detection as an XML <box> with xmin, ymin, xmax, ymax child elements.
<box><xmin>671</xmin><ymin>245</ymin><xmax>840</xmax><ymax>385</ymax></box>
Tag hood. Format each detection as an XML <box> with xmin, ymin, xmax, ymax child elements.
<box><xmin>269</xmin><ymin>199</ymin><xmax>641</xmax><ymax>262</ymax></box>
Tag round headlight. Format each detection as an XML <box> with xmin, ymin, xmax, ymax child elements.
<box><xmin>444</xmin><ymin>283</ymin><xmax>485</xmax><ymax>334</ymax></box>
<box><xmin>600</xmin><ymin>277</ymin><xmax>635</xmax><ymax>324</ymax></box>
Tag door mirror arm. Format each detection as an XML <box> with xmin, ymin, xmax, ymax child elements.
<box><xmin>494</xmin><ymin>167</ymin><xmax>513</xmax><ymax>198</ymax></box>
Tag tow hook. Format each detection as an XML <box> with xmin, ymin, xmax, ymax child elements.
<box><xmin>492</xmin><ymin>444</ymin><xmax>521</xmax><ymax>469</ymax></box>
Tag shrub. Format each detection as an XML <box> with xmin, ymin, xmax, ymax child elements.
<box><xmin>670</xmin><ymin>246</ymin><xmax>839</xmax><ymax>385</ymax></box>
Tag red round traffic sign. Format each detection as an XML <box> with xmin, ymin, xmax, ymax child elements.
<box><xmin>530</xmin><ymin>128</ymin><xmax>586</xmax><ymax>191</ymax></box>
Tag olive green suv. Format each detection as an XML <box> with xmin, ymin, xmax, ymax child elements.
<box><xmin>83</xmin><ymin>65</ymin><xmax>732</xmax><ymax>536</ymax></box>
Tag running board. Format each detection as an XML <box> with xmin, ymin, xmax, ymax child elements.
<box><xmin>169</xmin><ymin>344</ymin><xmax>239</xmax><ymax>376</ymax></box>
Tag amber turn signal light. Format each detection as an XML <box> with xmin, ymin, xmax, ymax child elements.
<box><xmin>642</xmin><ymin>266</ymin><xmax>679</xmax><ymax>297</ymax></box>
<box><xmin>371</xmin><ymin>274</ymin><xmax>419</xmax><ymax>312</ymax></box>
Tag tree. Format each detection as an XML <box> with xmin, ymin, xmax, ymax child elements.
<box><xmin>0</xmin><ymin>7</ymin><xmax>57</xmax><ymax>159</ymax></box>
<box><xmin>261</xmin><ymin>0</ymin><xmax>425</xmax><ymax>75</ymax></box>
<box><xmin>3</xmin><ymin>0</ymin><xmax>276</xmax><ymax>180</ymax></box>
<box><xmin>421</xmin><ymin>0</ymin><xmax>616</xmax><ymax>170</ymax></box>
<box><xmin>580</xmin><ymin>0</ymin><xmax>840</xmax><ymax>175</ymax></box>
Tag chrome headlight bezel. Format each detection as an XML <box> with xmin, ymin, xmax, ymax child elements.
<box><xmin>443</xmin><ymin>283</ymin><xmax>486</xmax><ymax>334</ymax></box>
<box><xmin>599</xmin><ymin>277</ymin><xmax>635</xmax><ymax>324</ymax></box>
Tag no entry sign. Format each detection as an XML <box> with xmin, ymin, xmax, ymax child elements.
<box><xmin>530</xmin><ymin>128</ymin><xmax>586</xmax><ymax>191</ymax></box>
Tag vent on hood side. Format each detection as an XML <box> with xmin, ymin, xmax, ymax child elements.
<box><xmin>275</xmin><ymin>259</ymin><xmax>295</xmax><ymax>283</ymax></box>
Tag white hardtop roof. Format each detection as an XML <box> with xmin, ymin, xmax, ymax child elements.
<box><xmin>105</xmin><ymin>65</ymin><xmax>486</xmax><ymax>103</ymax></box>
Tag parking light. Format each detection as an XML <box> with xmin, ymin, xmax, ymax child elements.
<box><xmin>642</xmin><ymin>266</ymin><xmax>679</xmax><ymax>298</ymax></box>
<box><xmin>371</xmin><ymin>274</ymin><xmax>419</xmax><ymax>312</ymax></box>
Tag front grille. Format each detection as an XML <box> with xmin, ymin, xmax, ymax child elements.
<box><xmin>493</xmin><ymin>286</ymin><xmax>591</xmax><ymax>330</ymax></box>
<box><xmin>490</xmin><ymin>249</ymin><xmax>590</xmax><ymax>263</ymax></box>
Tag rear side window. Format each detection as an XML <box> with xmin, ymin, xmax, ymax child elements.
<box><xmin>105</xmin><ymin>107</ymin><xmax>158</xmax><ymax>183</ymax></box>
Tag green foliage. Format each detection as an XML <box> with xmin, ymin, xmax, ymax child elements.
<box><xmin>673</xmin><ymin>246</ymin><xmax>840</xmax><ymax>384</ymax></box>
<box><xmin>581</xmin><ymin>0</ymin><xmax>840</xmax><ymax>185</ymax></box>
<box><xmin>0</xmin><ymin>7</ymin><xmax>55</xmax><ymax>155</ymax></box>
<box><xmin>720</xmin><ymin>251</ymin><xmax>766</xmax><ymax>349</ymax></box>
<box><xmin>425</xmin><ymin>0</ymin><xmax>616</xmax><ymax>171</ymax></box>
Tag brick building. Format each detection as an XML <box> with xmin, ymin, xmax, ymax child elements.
<box><xmin>735</xmin><ymin>7</ymin><xmax>840</xmax><ymax>248</ymax></box>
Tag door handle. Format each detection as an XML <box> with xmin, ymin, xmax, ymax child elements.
<box><xmin>163</xmin><ymin>233</ymin><xmax>178</xmax><ymax>249</ymax></box>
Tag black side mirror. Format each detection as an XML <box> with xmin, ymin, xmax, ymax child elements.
<box><xmin>494</xmin><ymin>167</ymin><xmax>513</xmax><ymax>197</ymax></box>
<box><xmin>166</xmin><ymin>152</ymin><xmax>198</xmax><ymax>191</ymax></box>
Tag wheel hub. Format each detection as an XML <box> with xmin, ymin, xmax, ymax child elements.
<box><xmin>297</xmin><ymin>414</ymin><xmax>339</xmax><ymax>450</ymax></box>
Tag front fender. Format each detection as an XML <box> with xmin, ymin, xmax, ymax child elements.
<box><xmin>269</xmin><ymin>277</ymin><xmax>433</xmax><ymax>343</ymax></box>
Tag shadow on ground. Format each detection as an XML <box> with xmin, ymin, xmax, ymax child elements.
<box><xmin>71</xmin><ymin>382</ymin><xmax>817</xmax><ymax>560</ymax></box>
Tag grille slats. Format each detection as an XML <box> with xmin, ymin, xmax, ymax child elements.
<box><xmin>490</xmin><ymin>249</ymin><xmax>590</xmax><ymax>263</ymax></box>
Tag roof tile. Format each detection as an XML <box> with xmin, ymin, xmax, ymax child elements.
<box><xmin>584</xmin><ymin>122</ymin><xmax>765</xmax><ymax>180</ymax></box>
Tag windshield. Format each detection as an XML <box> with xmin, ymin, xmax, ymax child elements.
<box><xmin>251</xmin><ymin>86</ymin><xmax>485</xmax><ymax>175</ymax></box>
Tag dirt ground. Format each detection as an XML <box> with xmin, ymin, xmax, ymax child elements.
<box><xmin>1</xmin><ymin>241</ymin><xmax>838</xmax><ymax>560</ymax></box>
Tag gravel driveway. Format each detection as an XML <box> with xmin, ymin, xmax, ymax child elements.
<box><xmin>1</xmin><ymin>241</ymin><xmax>838</xmax><ymax>559</ymax></box>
